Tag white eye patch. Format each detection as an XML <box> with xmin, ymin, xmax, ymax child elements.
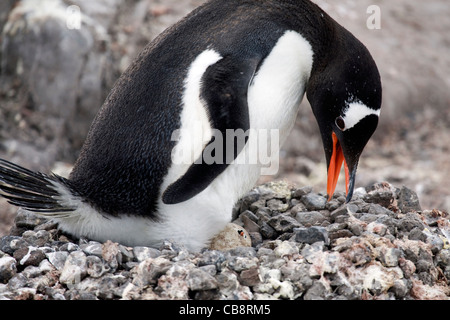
<box><xmin>340</xmin><ymin>101</ymin><xmax>380</xmax><ymax>130</ymax></box>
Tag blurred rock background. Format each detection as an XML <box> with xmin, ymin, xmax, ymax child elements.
<box><xmin>0</xmin><ymin>0</ymin><xmax>449</xmax><ymax>235</ymax></box>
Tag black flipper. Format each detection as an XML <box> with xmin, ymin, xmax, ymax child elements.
<box><xmin>162</xmin><ymin>55</ymin><xmax>259</xmax><ymax>204</ymax></box>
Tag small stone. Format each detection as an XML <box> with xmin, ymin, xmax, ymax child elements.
<box><xmin>290</xmin><ymin>203</ymin><xmax>307</xmax><ymax>215</ymax></box>
<box><xmin>362</xmin><ymin>264</ymin><xmax>402</xmax><ymax>295</ymax></box>
<box><xmin>227</xmin><ymin>246</ymin><xmax>257</xmax><ymax>258</ymax></box>
<box><xmin>410</xmin><ymin>278</ymin><xmax>448</xmax><ymax>300</ymax></box>
<box><xmin>408</xmin><ymin>227</ymin><xmax>427</xmax><ymax>241</ymax></box>
<box><xmin>259</xmin><ymin>221</ymin><xmax>278</xmax><ymax>239</ymax></box>
<box><xmin>0</xmin><ymin>236</ymin><xmax>27</xmax><ymax>256</ymax></box>
<box><xmin>34</xmin><ymin>220</ymin><xmax>59</xmax><ymax>232</ymax></box>
<box><xmin>102</xmin><ymin>240</ymin><xmax>120</xmax><ymax>270</ymax></box>
<box><xmin>273</xmin><ymin>241</ymin><xmax>299</xmax><ymax>257</ymax></box>
<box><xmin>367</xmin><ymin>221</ymin><xmax>388</xmax><ymax>236</ymax></box>
<box><xmin>239</xmin><ymin>266</ymin><xmax>260</xmax><ymax>287</ymax></box>
<box><xmin>118</xmin><ymin>245</ymin><xmax>135</xmax><ymax>264</ymax></box>
<box><xmin>133</xmin><ymin>246</ymin><xmax>161</xmax><ymax>262</ymax></box>
<box><xmin>86</xmin><ymin>255</ymin><xmax>109</xmax><ymax>278</ymax></box>
<box><xmin>415</xmin><ymin>259</ymin><xmax>433</xmax><ymax>273</ymax></box>
<box><xmin>303</xmin><ymin>280</ymin><xmax>329</xmax><ymax>300</ymax></box>
<box><xmin>241</xmin><ymin>214</ymin><xmax>260</xmax><ymax>233</ymax></box>
<box><xmin>199</xmin><ymin>264</ymin><xmax>217</xmax><ymax>276</ymax></box>
<box><xmin>295</xmin><ymin>211</ymin><xmax>327</xmax><ymax>227</ymax></box>
<box><xmin>364</xmin><ymin>182</ymin><xmax>396</xmax><ymax>207</ymax></box>
<box><xmin>197</xmin><ymin>250</ymin><xmax>226</xmax><ymax>270</ymax></box>
<box><xmin>267</xmin><ymin>214</ymin><xmax>301</xmax><ymax>233</ymax></box>
<box><xmin>80</xmin><ymin>242</ymin><xmax>103</xmax><ymax>257</ymax></box>
<box><xmin>266</xmin><ymin>199</ymin><xmax>289</xmax><ymax>212</ymax></box>
<box><xmin>249</xmin><ymin>232</ymin><xmax>263</xmax><ymax>247</ymax></box>
<box><xmin>186</xmin><ymin>268</ymin><xmax>218</xmax><ymax>291</ymax></box>
<box><xmin>22</xmin><ymin>230</ymin><xmax>51</xmax><ymax>247</ymax></box>
<box><xmin>301</xmin><ymin>193</ymin><xmax>327</xmax><ymax>210</ymax></box>
<box><xmin>397</xmin><ymin>213</ymin><xmax>425</xmax><ymax>232</ymax></box>
<box><xmin>60</xmin><ymin>251</ymin><xmax>88</xmax><ymax>286</ymax></box>
<box><xmin>380</xmin><ymin>248</ymin><xmax>402</xmax><ymax>267</ymax></box>
<box><xmin>14</xmin><ymin>209</ymin><xmax>48</xmax><ymax>230</ymax></box>
<box><xmin>13</xmin><ymin>246</ymin><xmax>46</xmax><ymax>267</ymax></box>
<box><xmin>134</xmin><ymin>257</ymin><xmax>172</xmax><ymax>287</ymax></box>
<box><xmin>389</xmin><ymin>279</ymin><xmax>409</xmax><ymax>298</ymax></box>
<box><xmin>397</xmin><ymin>186</ymin><xmax>421</xmax><ymax>212</ymax></box>
<box><xmin>227</xmin><ymin>256</ymin><xmax>258</xmax><ymax>272</ymax></box>
<box><xmin>255</xmin><ymin>208</ymin><xmax>272</xmax><ymax>222</ymax></box>
<box><xmin>45</xmin><ymin>251</ymin><xmax>69</xmax><ymax>271</ymax></box>
<box><xmin>240</xmin><ymin>210</ymin><xmax>259</xmax><ymax>223</ymax></box>
<box><xmin>330</xmin><ymin>206</ymin><xmax>349</xmax><ymax>222</ymax></box>
<box><xmin>157</xmin><ymin>262</ymin><xmax>193</xmax><ymax>299</ymax></box>
<box><xmin>59</xmin><ymin>243</ymin><xmax>80</xmax><ymax>252</ymax></box>
<box><xmin>295</xmin><ymin>227</ymin><xmax>329</xmax><ymax>245</ymax></box>
<box><xmin>292</xmin><ymin>186</ymin><xmax>313</xmax><ymax>198</ymax></box>
<box><xmin>0</xmin><ymin>256</ymin><xmax>17</xmax><ymax>283</ymax></box>
<box><xmin>325</xmin><ymin>199</ymin><xmax>341</xmax><ymax>212</ymax></box>
<box><xmin>249</xmin><ymin>199</ymin><xmax>266</xmax><ymax>212</ymax></box>
<box><xmin>368</xmin><ymin>203</ymin><xmax>394</xmax><ymax>216</ymax></box>
<box><xmin>238</xmin><ymin>190</ymin><xmax>261</xmax><ymax>213</ymax></box>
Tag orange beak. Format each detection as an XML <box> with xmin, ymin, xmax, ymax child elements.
<box><xmin>327</xmin><ymin>132</ymin><xmax>350</xmax><ymax>201</ymax></box>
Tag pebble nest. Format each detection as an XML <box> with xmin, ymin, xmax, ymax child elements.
<box><xmin>0</xmin><ymin>181</ymin><xmax>449</xmax><ymax>300</ymax></box>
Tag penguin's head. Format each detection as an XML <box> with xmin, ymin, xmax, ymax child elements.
<box><xmin>307</xmin><ymin>40</ymin><xmax>382</xmax><ymax>203</ymax></box>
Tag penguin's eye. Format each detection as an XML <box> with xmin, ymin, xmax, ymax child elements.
<box><xmin>335</xmin><ymin>116</ymin><xmax>346</xmax><ymax>131</ymax></box>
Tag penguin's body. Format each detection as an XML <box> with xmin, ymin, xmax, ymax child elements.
<box><xmin>0</xmin><ymin>0</ymin><xmax>382</xmax><ymax>251</ymax></box>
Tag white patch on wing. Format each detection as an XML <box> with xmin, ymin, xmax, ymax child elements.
<box><xmin>341</xmin><ymin>101</ymin><xmax>380</xmax><ymax>130</ymax></box>
<box><xmin>164</xmin><ymin>49</ymin><xmax>222</xmax><ymax>184</ymax></box>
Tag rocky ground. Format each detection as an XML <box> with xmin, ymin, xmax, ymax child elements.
<box><xmin>1</xmin><ymin>181</ymin><xmax>449</xmax><ymax>300</ymax></box>
<box><xmin>0</xmin><ymin>0</ymin><xmax>449</xmax><ymax>301</ymax></box>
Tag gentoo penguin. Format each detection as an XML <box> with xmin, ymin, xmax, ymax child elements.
<box><xmin>0</xmin><ymin>0</ymin><xmax>382</xmax><ymax>251</ymax></box>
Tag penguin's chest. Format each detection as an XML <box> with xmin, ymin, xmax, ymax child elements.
<box><xmin>247</xmin><ymin>30</ymin><xmax>314</xmax><ymax>144</ymax></box>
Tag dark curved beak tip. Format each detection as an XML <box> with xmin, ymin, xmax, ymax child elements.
<box><xmin>344</xmin><ymin>167</ymin><xmax>357</xmax><ymax>203</ymax></box>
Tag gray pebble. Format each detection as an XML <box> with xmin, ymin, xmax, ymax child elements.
<box><xmin>86</xmin><ymin>255</ymin><xmax>109</xmax><ymax>278</ymax></box>
<box><xmin>397</xmin><ymin>186</ymin><xmax>422</xmax><ymax>212</ymax></box>
<box><xmin>0</xmin><ymin>236</ymin><xmax>24</xmax><ymax>255</ymax></box>
<box><xmin>238</xmin><ymin>190</ymin><xmax>261</xmax><ymax>213</ymax></box>
<box><xmin>45</xmin><ymin>251</ymin><xmax>69</xmax><ymax>271</ymax></box>
<box><xmin>292</xmin><ymin>186</ymin><xmax>312</xmax><ymax>198</ymax></box>
<box><xmin>267</xmin><ymin>214</ymin><xmax>301</xmax><ymax>233</ymax></box>
<box><xmin>13</xmin><ymin>209</ymin><xmax>47</xmax><ymax>230</ymax></box>
<box><xmin>241</xmin><ymin>213</ymin><xmax>260</xmax><ymax>233</ymax></box>
<box><xmin>295</xmin><ymin>227</ymin><xmax>329</xmax><ymax>245</ymax></box>
<box><xmin>301</xmin><ymin>193</ymin><xmax>327</xmax><ymax>210</ymax></box>
<box><xmin>187</xmin><ymin>268</ymin><xmax>218</xmax><ymax>291</ymax></box>
<box><xmin>303</xmin><ymin>280</ymin><xmax>329</xmax><ymax>300</ymax></box>
<box><xmin>259</xmin><ymin>221</ymin><xmax>278</xmax><ymax>239</ymax></box>
<box><xmin>0</xmin><ymin>256</ymin><xmax>17</xmax><ymax>283</ymax></box>
<box><xmin>249</xmin><ymin>199</ymin><xmax>266</xmax><ymax>212</ymax></box>
<box><xmin>59</xmin><ymin>242</ymin><xmax>80</xmax><ymax>252</ymax></box>
<box><xmin>80</xmin><ymin>242</ymin><xmax>103</xmax><ymax>257</ymax></box>
<box><xmin>60</xmin><ymin>251</ymin><xmax>88</xmax><ymax>286</ymax></box>
<box><xmin>295</xmin><ymin>211</ymin><xmax>327</xmax><ymax>226</ymax></box>
<box><xmin>266</xmin><ymin>199</ymin><xmax>289</xmax><ymax>212</ymax></box>
<box><xmin>13</xmin><ymin>246</ymin><xmax>46</xmax><ymax>267</ymax></box>
<box><xmin>133</xmin><ymin>246</ymin><xmax>161</xmax><ymax>262</ymax></box>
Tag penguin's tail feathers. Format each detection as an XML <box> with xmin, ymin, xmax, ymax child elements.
<box><xmin>0</xmin><ymin>158</ymin><xmax>78</xmax><ymax>218</ymax></box>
